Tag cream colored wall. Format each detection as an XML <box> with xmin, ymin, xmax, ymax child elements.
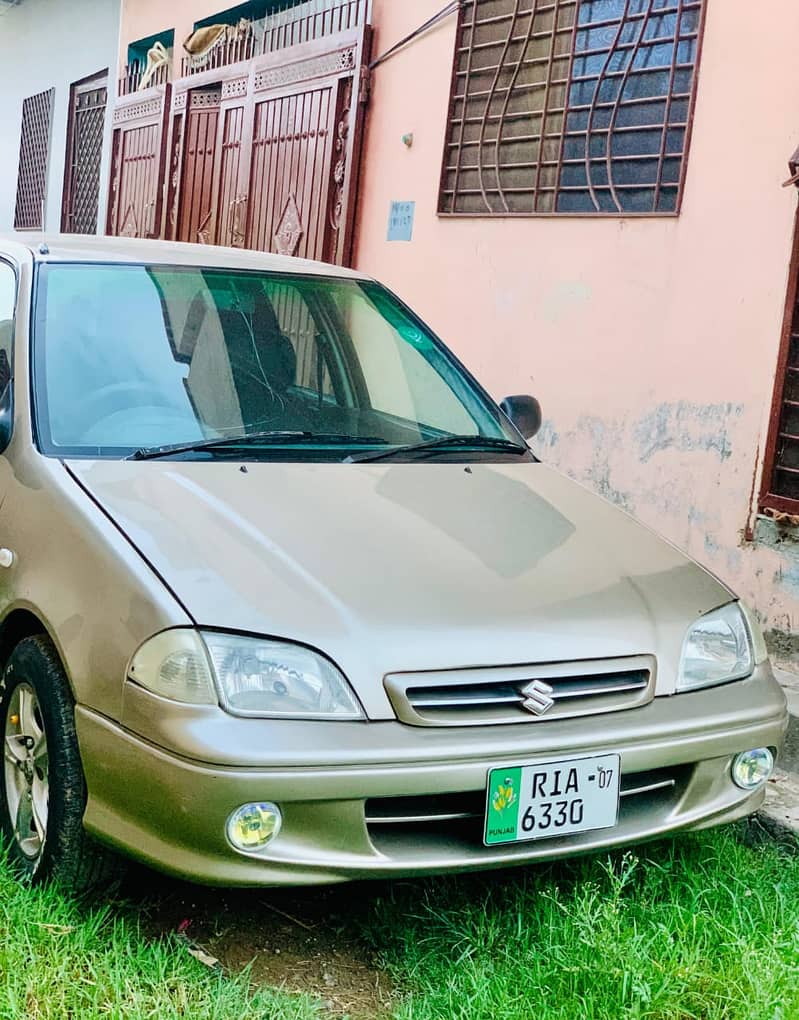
<box><xmin>353</xmin><ymin>0</ymin><xmax>799</xmax><ymax>635</ymax></box>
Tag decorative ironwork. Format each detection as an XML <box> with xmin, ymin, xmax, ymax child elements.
<box><xmin>167</xmin><ymin>114</ymin><xmax>184</xmax><ymax>234</ymax></box>
<box><xmin>274</xmin><ymin>193</ymin><xmax>304</xmax><ymax>256</ymax></box>
<box><xmin>254</xmin><ymin>46</ymin><xmax>356</xmax><ymax>92</ymax></box>
<box><xmin>62</xmin><ymin>74</ymin><xmax>108</xmax><ymax>234</ymax></box>
<box><xmin>113</xmin><ymin>97</ymin><xmax>164</xmax><ymax>125</ymax></box>
<box><xmin>221</xmin><ymin>77</ymin><xmax>248</xmax><ymax>100</ymax></box>
<box><xmin>14</xmin><ymin>88</ymin><xmax>54</xmax><ymax>230</ymax></box>
<box><xmin>327</xmin><ymin>76</ymin><xmax>352</xmax><ymax>262</ymax></box>
<box><xmin>440</xmin><ymin>0</ymin><xmax>706</xmax><ymax>216</ymax></box>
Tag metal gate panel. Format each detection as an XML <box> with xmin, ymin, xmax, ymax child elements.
<box><xmin>176</xmin><ymin>89</ymin><xmax>221</xmax><ymax>243</ymax></box>
<box><xmin>216</xmin><ymin>101</ymin><xmax>248</xmax><ymax>247</ymax></box>
<box><xmin>61</xmin><ymin>73</ymin><xmax>108</xmax><ymax>234</ymax></box>
<box><xmin>152</xmin><ymin>5</ymin><xmax>371</xmax><ymax>265</ymax></box>
<box><xmin>243</xmin><ymin>25</ymin><xmax>372</xmax><ymax>265</ymax></box>
<box><xmin>246</xmin><ymin>85</ymin><xmax>335</xmax><ymax>259</ymax></box>
<box><xmin>107</xmin><ymin>85</ymin><xmax>170</xmax><ymax>238</ymax></box>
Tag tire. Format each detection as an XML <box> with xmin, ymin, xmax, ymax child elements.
<box><xmin>0</xmin><ymin>634</ymin><xmax>120</xmax><ymax>891</ymax></box>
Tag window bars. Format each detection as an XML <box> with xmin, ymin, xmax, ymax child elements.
<box><xmin>439</xmin><ymin>0</ymin><xmax>706</xmax><ymax>215</ymax></box>
<box><xmin>760</xmin><ymin>212</ymin><xmax>799</xmax><ymax>513</ymax></box>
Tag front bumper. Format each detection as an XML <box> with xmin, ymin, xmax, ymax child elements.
<box><xmin>76</xmin><ymin>663</ymin><xmax>788</xmax><ymax>886</ymax></box>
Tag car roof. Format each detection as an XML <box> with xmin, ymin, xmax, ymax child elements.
<box><xmin>0</xmin><ymin>233</ymin><xmax>370</xmax><ymax>280</ymax></box>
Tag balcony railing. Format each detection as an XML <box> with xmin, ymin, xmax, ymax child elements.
<box><xmin>180</xmin><ymin>0</ymin><xmax>368</xmax><ymax>77</ymax></box>
<box><xmin>118</xmin><ymin>58</ymin><xmax>171</xmax><ymax>97</ymax></box>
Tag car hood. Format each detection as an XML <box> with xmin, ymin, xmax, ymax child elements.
<box><xmin>67</xmin><ymin>460</ymin><xmax>731</xmax><ymax>717</ymax></box>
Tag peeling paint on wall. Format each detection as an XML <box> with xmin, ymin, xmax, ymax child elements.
<box><xmin>530</xmin><ymin>400</ymin><xmax>799</xmax><ymax>631</ymax></box>
<box><xmin>633</xmin><ymin>401</ymin><xmax>744</xmax><ymax>463</ymax></box>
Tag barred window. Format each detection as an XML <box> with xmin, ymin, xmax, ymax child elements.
<box><xmin>439</xmin><ymin>0</ymin><xmax>706</xmax><ymax>216</ymax></box>
<box><xmin>761</xmin><ymin>211</ymin><xmax>799</xmax><ymax>515</ymax></box>
<box><xmin>14</xmin><ymin>88</ymin><xmax>55</xmax><ymax>231</ymax></box>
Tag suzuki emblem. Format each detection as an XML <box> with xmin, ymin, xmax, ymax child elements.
<box><xmin>520</xmin><ymin>679</ymin><xmax>555</xmax><ymax>716</ymax></box>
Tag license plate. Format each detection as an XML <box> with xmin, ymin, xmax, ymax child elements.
<box><xmin>484</xmin><ymin>754</ymin><xmax>620</xmax><ymax>845</ymax></box>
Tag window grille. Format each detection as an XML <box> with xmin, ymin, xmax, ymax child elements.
<box><xmin>439</xmin><ymin>0</ymin><xmax>706</xmax><ymax>215</ymax></box>
<box><xmin>761</xmin><ymin>213</ymin><xmax>799</xmax><ymax>514</ymax></box>
<box><xmin>14</xmin><ymin>88</ymin><xmax>55</xmax><ymax>230</ymax></box>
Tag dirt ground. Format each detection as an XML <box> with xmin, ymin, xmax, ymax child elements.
<box><xmin>126</xmin><ymin>867</ymin><xmax>396</xmax><ymax>1019</ymax></box>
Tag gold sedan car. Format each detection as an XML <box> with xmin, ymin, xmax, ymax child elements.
<box><xmin>0</xmin><ymin>236</ymin><xmax>787</xmax><ymax>890</ymax></box>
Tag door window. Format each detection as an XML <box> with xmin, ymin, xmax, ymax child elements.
<box><xmin>0</xmin><ymin>264</ymin><xmax>16</xmax><ymax>396</ymax></box>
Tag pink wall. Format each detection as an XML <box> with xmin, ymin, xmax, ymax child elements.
<box><xmin>353</xmin><ymin>0</ymin><xmax>799</xmax><ymax>635</ymax></box>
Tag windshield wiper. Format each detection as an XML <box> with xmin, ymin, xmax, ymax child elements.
<box><xmin>345</xmin><ymin>435</ymin><xmax>529</xmax><ymax>464</ymax></box>
<box><xmin>127</xmin><ymin>431</ymin><xmax>389</xmax><ymax>461</ymax></box>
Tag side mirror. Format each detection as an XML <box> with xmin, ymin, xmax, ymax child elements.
<box><xmin>0</xmin><ymin>382</ymin><xmax>13</xmax><ymax>455</ymax></box>
<box><xmin>500</xmin><ymin>394</ymin><xmax>542</xmax><ymax>440</ymax></box>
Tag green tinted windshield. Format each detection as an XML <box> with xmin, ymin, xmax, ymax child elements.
<box><xmin>33</xmin><ymin>264</ymin><xmax>516</xmax><ymax>460</ymax></box>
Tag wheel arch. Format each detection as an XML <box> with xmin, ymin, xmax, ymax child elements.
<box><xmin>0</xmin><ymin>608</ymin><xmax>59</xmax><ymax>680</ymax></box>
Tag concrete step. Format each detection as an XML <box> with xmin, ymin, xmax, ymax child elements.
<box><xmin>773</xmin><ymin>665</ymin><xmax>799</xmax><ymax>774</ymax></box>
<box><xmin>759</xmin><ymin>664</ymin><xmax>799</xmax><ymax>837</ymax></box>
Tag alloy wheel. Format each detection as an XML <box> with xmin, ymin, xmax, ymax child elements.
<box><xmin>3</xmin><ymin>682</ymin><xmax>49</xmax><ymax>861</ymax></box>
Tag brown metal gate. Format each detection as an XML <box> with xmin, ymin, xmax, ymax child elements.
<box><xmin>107</xmin><ymin>81</ymin><xmax>171</xmax><ymax>238</ymax></box>
<box><xmin>161</xmin><ymin>0</ymin><xmax>370</xmax><ymax>266</ymax></box>
<box><xmin>175</xmin><ymin>89</ymin><xmax>220</xmax><ymax>243</ymax></box>
<box><xmin>61</xmin><ymin>72</ymin><xmax>108</xmax><ymax>234</ymax></box>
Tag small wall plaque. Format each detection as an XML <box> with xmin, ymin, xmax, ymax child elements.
<box><xmin>387</xmin><ymin>200</ymin><xmax>415</xmax><ymax>242</ymax></box>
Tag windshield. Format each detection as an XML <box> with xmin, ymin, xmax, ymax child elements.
<box><xmin>33</xmin><ymin>264</ymin><xmax>521</xmax><ymax>461</ymax></box>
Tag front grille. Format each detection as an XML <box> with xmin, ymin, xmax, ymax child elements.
<box><xmin>365</xmin><ymin>764</ymin><xmax>691</xmax><ymax>853</ymax></box>
<box><xmin>384</xmin><ymin>656</ymin><xmax>655</xmax><ymax>727</ymax></box>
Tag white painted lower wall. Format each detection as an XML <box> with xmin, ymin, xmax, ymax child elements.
<box><xmin>0</xmin><ymin>0</ymin><xmax>120</xmax><ymax>234</ymax></box>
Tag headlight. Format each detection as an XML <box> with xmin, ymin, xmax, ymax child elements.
<box><xmin>128</xmin><ymin>630</ymin><xmax>363</xmax><ymax>719</ymax></box>
<box><xmin>201</xmin><ymin>632</ymin><xmax>363</xmax><ymax>719</ymax></box>
<box><xmin>677</xmin><ymin>602</ymin><xmax>754</xmax><ymax>692</ymax></box>
<box><xmin>128</xmin><ymin>629</ymin><xmax>217</xmax><ymax>705</ymax></box>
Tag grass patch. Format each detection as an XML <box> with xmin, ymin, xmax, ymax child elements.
<box><xmin>2</xmin><ymin>827</ymin><xmax>799</xmax><ymax>1019</ymax></box>
<box><xmin>361</xmin><ymin>827</ymin><xmax>799</xmax><ymax>1020</ymax></box>
<box><xmin>0</xmin><ymin>857</ymin><xmax>320</xmax><ymax>1020</ymax></box>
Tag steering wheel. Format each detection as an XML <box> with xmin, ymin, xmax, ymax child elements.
<box><xmin>79</xmin><ymin>382</ymin><xmax>184</xmax><ymax>429</ymax></box>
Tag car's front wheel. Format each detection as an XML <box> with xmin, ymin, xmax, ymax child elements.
<box><xmin>0</xmin><ymin>635</ymin><xmax>118</xmax><ymax>890</ymax></box>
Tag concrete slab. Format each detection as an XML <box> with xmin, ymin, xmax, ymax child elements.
<box><xmin>774</xmin><ymin>664</ymin><xmax>799</xmax><ymax>718</ymax></box>
<box><xmin>760</xmin><ymin>769</ymin><xmax>799</xmax><ymax>840</ymax></box>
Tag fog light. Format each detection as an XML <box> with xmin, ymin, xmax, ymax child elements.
<box><xmin>731</xmin><ymin>748</ymin><xmax>774</xmax><ymax>790</ymax></box>
<box><xmin>226</xmin><ymin>802</ymin><xmax>282</xmax><ymax>853</ymax></box>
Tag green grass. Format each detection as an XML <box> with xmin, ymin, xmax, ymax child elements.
<box><xmin>0</xmin><ymin>857</ymin><xmax>320</xmax><ymax>1020</ymax></box>
<box><xmin>362</xmin><ymin>827</ymin><xmax>799</xmax><ymax>1020</ymax></box>
<box><xmin>2</xmin><ymin>827</ymin><xmax>799</xmax><ymax>1019</ymax></box>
